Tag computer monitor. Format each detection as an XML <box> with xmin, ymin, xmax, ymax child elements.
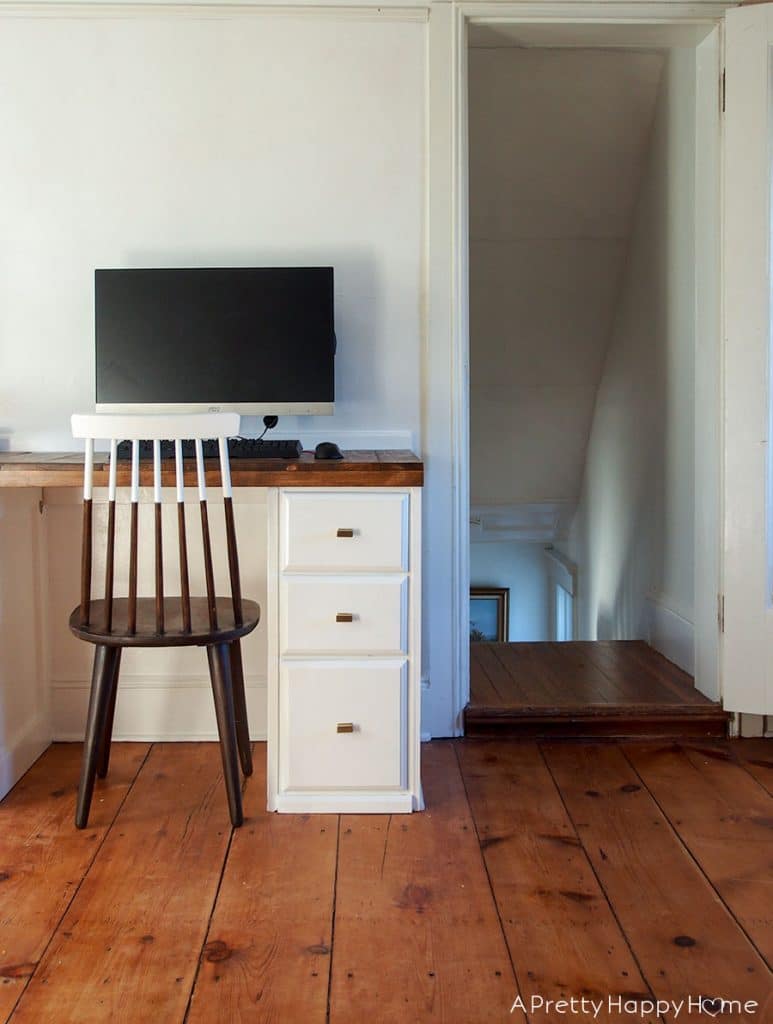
<box><xmin>94</xmin><ymin>267</ymin><xmax>335</xmax><ymax>415</ymax></box>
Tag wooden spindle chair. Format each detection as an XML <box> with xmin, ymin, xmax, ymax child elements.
<box><xmin>69</xmin><ymin>413</ymin><xmax>260</xmax><ymax>829</ymax></box>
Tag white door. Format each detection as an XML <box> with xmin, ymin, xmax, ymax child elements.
<box><xmin>723</xmin><ymin>4</ymin><xmax>773</xmax><ymax>715</ymax></box>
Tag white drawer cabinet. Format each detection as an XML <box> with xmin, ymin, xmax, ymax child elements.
<box><xmin>281</xmin><ymin>491</ymin><xmax>408</xmax><ymax>572</ymax></box>
<box><xmin>281</xmin><ymin>576</ymin><xmax>407</xmax><ymax>656</ymax></box>
<box><xmin>280</xmin><ymin>661</ymin><xmax>407</xmax><ymax>791</ymax></box>
<box><xmin>268</xmin><ymin>487</ymin><xmax>422</xmax><ymax>814</ymax></box>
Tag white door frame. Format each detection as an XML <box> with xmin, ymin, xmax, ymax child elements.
<box><xmin>427</xmin><ymin>1</ymin><xmax>729</xmax><ymax>733</ymax></box>
<box><xmin>722</xmin><ymin>3</ymin><xmax>773</xmax><ymax>719</ymax></box>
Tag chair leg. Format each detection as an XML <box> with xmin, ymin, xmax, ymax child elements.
<box><xmin>96</xmin><ymin>648</ymin><xmax>122</xmax><ymax>779</ymax></box>
<box><xmin>76</xmin><ymin>645</ymin><xmax>119</xmax><ymax>829</ymax></box>
<box><xmin>229</xmin><ymin>640</ymin><xmax>253</xmax><ymax>777</ymax></box>
<box><xmin>207</xmin><ymin>643</ymin><xmax>244</xmax><ymax>828</ymax></box>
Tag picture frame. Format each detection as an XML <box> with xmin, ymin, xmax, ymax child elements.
<box><xmin>470</xmin><ymin>586</ymin><xmax>509</xmax><ymax>642</ymax></box>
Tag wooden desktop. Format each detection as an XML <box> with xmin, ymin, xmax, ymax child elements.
<box><xmin>0</xmin><ymin>450</ymin><xmax>423</xmax><ymax>489</ymax></box>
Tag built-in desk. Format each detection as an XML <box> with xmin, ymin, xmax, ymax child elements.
<box><xmin>0</xmin><ymin>450</ymin><xmax>423</xmax><ymax>489</ymax></box>
<box><xmin>0</xmin><ymin>451</ymin><xmax>424</xmax><ymax>813</ymax></box>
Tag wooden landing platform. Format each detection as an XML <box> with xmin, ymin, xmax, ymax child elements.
<box><xmin>467</xmin><ymin>640</ymin><xmax>731</xmax><ymax>738</ymax></box>
<box><xmin>0</xmin><ymin>739</ymin><xmax>770</xmax><ymax>1022</ymax></box>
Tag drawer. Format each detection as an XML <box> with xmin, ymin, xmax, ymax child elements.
<box><xmin>281</xmin><ymin>576</ymin><xmax>406</xmax><ymax>655</ymax></box>
<box><xmin>281</xmin><ymin>492</ymin><xmax>408</xmax><ymax>572</ymax></box>
<box><xmin>281</xmin><ymin>661</ymin><xmax>406</xmax><ymax>791</ymax></box>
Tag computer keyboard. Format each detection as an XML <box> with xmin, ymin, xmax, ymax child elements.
<box><xmin>116</xmin><ymin>438</ymin><xmax>303</xmax><ymax>461</ymax></box>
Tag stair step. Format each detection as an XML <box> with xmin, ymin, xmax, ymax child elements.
<box><xmin>464</xmin><ymin>703</ymin><xmax>731</xmax><ymax>740</ymax></box>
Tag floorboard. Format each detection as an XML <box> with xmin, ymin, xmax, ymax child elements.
<box><xmin>327</xmin><ymin>741</ymin><xmax>521</xmax><ymax>1023</ymax></box>
<box><xmin>624</xmin><ymin>741</ymin><xmax>773</xmax><ymax>966</ymax></box>
<box><xmin>10</xmin><ymin>744</ymin><xmax>233</xmax><ymax>1024</ymax></box>
<box><xmin>466</xmin><ymin>644</ymin><xmax>509</xmax><ymax>706</ymax></box>
<box><xmin>2</xmin><ymin>738</ymin><xmax>771</xmax><ymax>1022</ymax></box>
<box><xmin>456</xmin><ymin>740</ymin><xmax>652</xmax><ymax>1023</ymax></box>
<box><xmin>543</xmin><ymin>743</ymin><xmax>772</xmax><ymax>1021</ymax></box>
<box><xmin>579</xmin><ymin>642</ymin><xmax>705</xmax><ymax>705</ymax></box>
<box><xmin>728</xmin><ymin>738</ymin><xmax>773</xmax><ymax>796</ymax></box>
<box><xmin>185</xmin><ymin>743</ymin><xmax>336</xmax><ymax>1024</ymax></box>
<box><xmin>0</xmin><ymin>743</ymin><xmax>148</xmax><ymax>1023</ymax></box>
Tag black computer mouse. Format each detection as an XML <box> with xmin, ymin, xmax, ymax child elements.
<box><xmin>314</xmin><ymin>441</ymin><xmax>344</xmax><ymax>460</ymax></box>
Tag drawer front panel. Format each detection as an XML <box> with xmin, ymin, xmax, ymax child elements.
<box><xmin>281</xmin><ymin>661</ymin><xmax>406</xmax><ymax>791</ymax></box>
<box><xmin>282</xmin><ymin>492</ymin><xmax>408</xmax><ymax>572</ymax></box>
<box><xmin>281</xmin><ymin>577</ymin><xmax>406</xmax><ymax>655</ymax></box>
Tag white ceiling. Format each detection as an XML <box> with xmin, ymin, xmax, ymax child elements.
<box><xmin>469</xmin><ymin>46</ymin><xmax>665</xmax><ymax>519</ymax></box>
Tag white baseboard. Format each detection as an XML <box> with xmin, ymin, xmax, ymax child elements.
<box><xmin>0</xmin><ymin>710</ymin><xmax>52</xmax><ymax>800</ymax></box>
<box><xmin>646</xmin><ymin>597</ymin><xmax>694</xmax><ymax>676</ymax></box>
<box><xmin>51</xmin><ymin>678</ymin><xmax>268</xmax><ymax>742</ymax></box>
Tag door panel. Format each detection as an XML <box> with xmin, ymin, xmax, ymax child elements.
<box><xmin>724</xmin><ymin>4</ymin><xmax>773</xmax><ymax>714</ymax></box>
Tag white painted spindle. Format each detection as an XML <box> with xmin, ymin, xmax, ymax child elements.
<box><xmin>83</xmin><ymin>437</ymin><xmax>94</xmax><ymax>500</ymax></box>
<box><xmin>108</xmin><ymin>438</ymin><xmax>117</xmax><ymax>502</ymax></box>
<box><xmin>175</xmin><ymin>439</ymin><xmax>184</xmax><ymax>504</ymax></box>
<box><xmin>218</xmin><ymin>437</ymin><xmax>232</xmax><ymax>499</ymax></box>
<box><xmin>195</xmin><ymin>438</ymin><xmax>207</xmax><ymax>501</ymax></box>
<box><xmin>131</xmin><ymin>440</ymin><xmax>140</xmax><ymax>504</ymax></box>
<box><xmin>153</xmin><ymin>439</ymin><xmax>162</xmax><ymax>504</ymax></box>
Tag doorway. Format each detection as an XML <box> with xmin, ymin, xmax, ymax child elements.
<box><xmin>463</xmin><ymin>21</ymin><xmax>725</xmax><ymax>736</ymax></box>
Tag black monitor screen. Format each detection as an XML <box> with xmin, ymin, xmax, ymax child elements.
<box><xmin>95</xmin><ymin>267</ymin><xmax>335</xmax><ymax>410</ymax></box>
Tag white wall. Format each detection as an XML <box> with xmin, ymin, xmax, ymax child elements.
<box><xmin>564</xmin><ymin>48</ymin><xmax>696</xmax><ymax>661</ymax></box>
<box><xmin>470</xmin><ymin>542</ymin><xmax>549</xmax><ymax>641</ymax></box>
<box><xmin>0</xmin><ymin>10</ymin><xmax>424</xmax><ymax>453</ymax></box>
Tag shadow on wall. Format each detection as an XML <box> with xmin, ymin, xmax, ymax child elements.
<box><xmin>595</xmin><ymin>493</ymin><xmax>660</xmax><ymax>640</ymax></box>
<box><xmin>568</xmin><ymin>50</ymin><xmax>695</xmax><ymax>642</ymax></box>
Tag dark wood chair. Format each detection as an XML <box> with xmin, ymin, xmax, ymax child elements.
<box><xmin>69</xmin><ymin>413</ymin><xmax>259</xmax><ymax>829</ymax></box>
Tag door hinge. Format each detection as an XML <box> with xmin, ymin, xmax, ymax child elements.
<box><xmin>721</xmin><ymin>68</ymin><xmax>726</xmax><ymax>114</ymax></box>
<box><xmin>718</xmin><ymin>593</ymin><xmax>725</xmax><ymax>633</ymax></box>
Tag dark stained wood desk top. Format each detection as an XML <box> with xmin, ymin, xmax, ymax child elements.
<box><xmin>0</xmin><ymin>450</ymin><xmax>423</xmax><ymax>489</ymax></box>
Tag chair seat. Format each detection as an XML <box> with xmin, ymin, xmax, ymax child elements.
<box><xmin>69</xmin><ymin>597</ymin><xmax>260</xmax><ymax>647</ymax></box>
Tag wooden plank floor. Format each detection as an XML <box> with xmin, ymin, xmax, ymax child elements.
<box><xmin>1</xmin><ymin>739</ymin><xmax>770</xmax><ymax>1023</ymax></box>
<box><xmin>468</xmin><ymin>641</ymin><xmax>730</xmax><ymax>738</ymax></box>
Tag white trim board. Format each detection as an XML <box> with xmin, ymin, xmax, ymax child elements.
<box><xmin>470</xmin><ymin>502</ymin><xmax>575</xmax><ymax>543</ymax></box>
<box><xmin>646</xmin><ymin>596</ymin><xmax>695</xmax><ymax>680</ymax></box>
<box><xmin>50</xmin><ymin>671</ymin><xmax>267</xmax><ymax>689</ymax></box>
<box><xmin>0</xmin><ymin>3</ymin><xmax>430</xmax><ymax>19</ymax></box>
<box><xmin>51</xmin><ymin>679</ymin><xmax>268</xmax><ymax>741</ymax></box>
<box><xmin>0</xmin><ymin>711</ymin><xmax>51</xmax><ymax>802</ymax></box>
<box><xmin>544</xmin><ymin>547</ymin><xmax>577</xmax><ymax>597</ymax></box>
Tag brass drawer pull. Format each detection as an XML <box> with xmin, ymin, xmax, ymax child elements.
<box><xmin>336</xmin><ymin>528</ymin><xmax>355</xmax><ymax>538</ymax></box>
<box><xmin>337</xmin><ymin>722</ymin><xmax>355</xmax><ymax>734</ymax></box>
<box><xmin>336</xmin><ymin>612</ymin><xmax>354</xmax><ymax>623</ymax></box>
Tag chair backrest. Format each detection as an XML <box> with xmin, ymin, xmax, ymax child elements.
<box><xmin>71</xmin><ymin>412</ymin><xmax>242</xmax><ymax>636</ymax></box>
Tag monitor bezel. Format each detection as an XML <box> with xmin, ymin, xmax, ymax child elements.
<box><xmin>94</xmin><ymin>266</ymin><xmax>335</xmax><ymax>416</ymax></box>
<box><xmin>95</xmin><ymin>401</ymin><xmax>334</xmax><ymax>415</ymax></box>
